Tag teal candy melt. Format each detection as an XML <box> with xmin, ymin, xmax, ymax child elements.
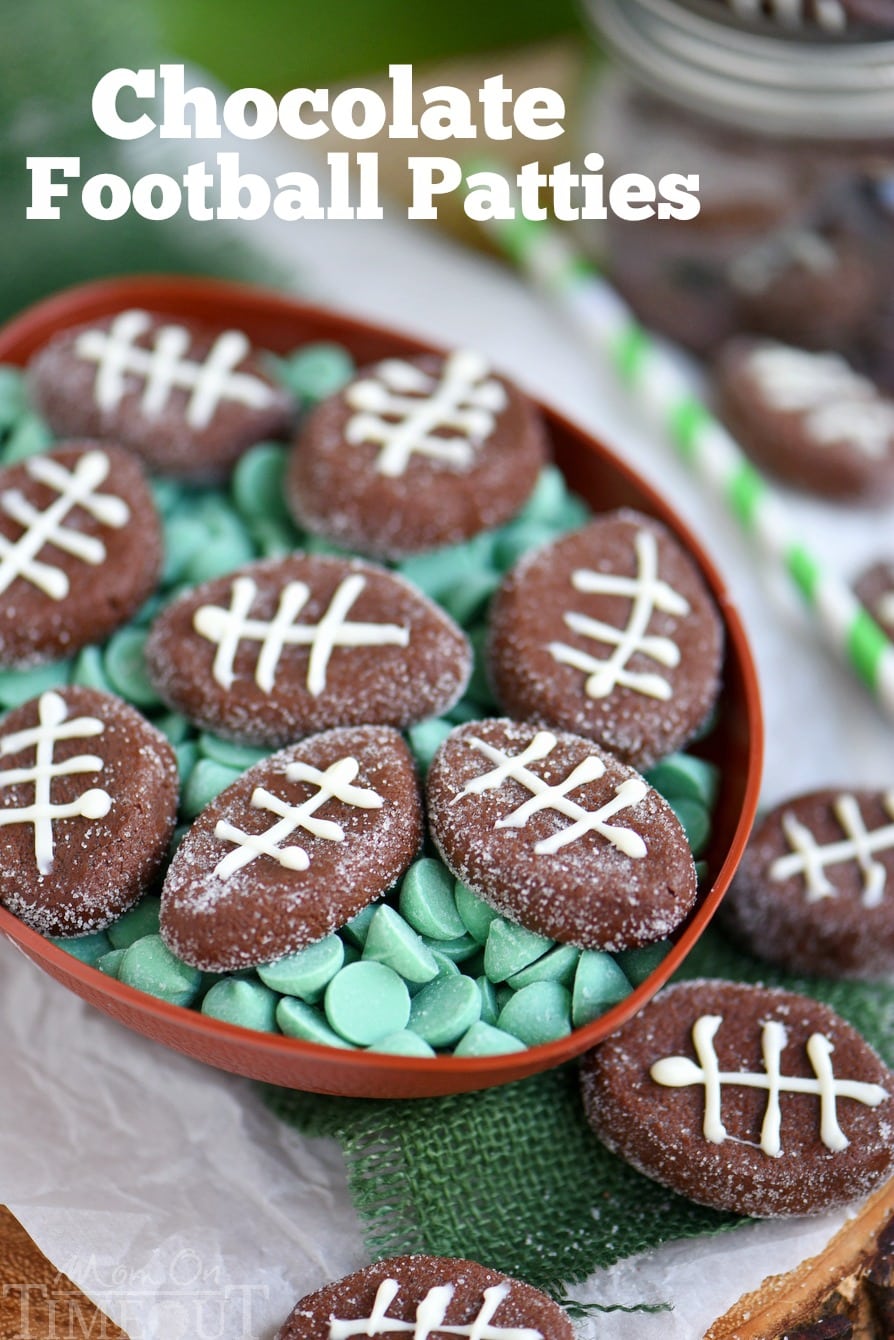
<box><xmin>615</xmin><ymin>940</ymin><xmax>672</xmax><ymax>988</ymax></box>
<box><xmin>51</xmin><ymin>929</ymin><xmax>111</xmax><ymax>965</ymax></box>
<box><xmin>150</xmin><ymin>477</ymin><xmax>187</xmax><ymax>517</ymax></box>
<box><xmin>197</xmin><ymin>733</ymin><xmax>268</xmax><ymax>770</ymax></box>
<box><xmin>276</xmin><ymin>996</ymin><xmax>353</xmax><ymax>1048</ymax></box>
<box><xmin>183</xmin><ymin>531</ymin><xmax>255</xmax><ymax>584</ymax></box>
<box><xmin>175</xmin><ymin>742</ymin><xmax>199</xmax><ymax>787</ymax></box>
<box><xmin>71</xmin><ymin>645</ymin><xmax>114</xmax><ymax>694</ymax></box>
<box><xmin>368</xmin><ymin>1031</ymin><xmax>436</xmax><ymax>1058</ymax></box>
<box><xmin>0</xmin><ymin>659</ymin><xmax>72</xmax><ymax>708</ymax></box>
<box><xmin>454</xmin><ymin>881</ymin><xmax>500</xmax><ymax>944</ymax></box>
<box><xmin>406</xmin><ymin>718</ymin><xmax>453</xmax><ymax>774</ymax></box>
<box><xmin>465</xmin><ymin>625</ymin><xmax>492</xmax><ymax>704</ymax></box>
<box><xmin>398</xmin><ymin>858</ymin><xmax>466</xmax><ymax>940</ymax></box>
<box><xmin>107</xmin><ymin>897</ymin><xmax>161</xmax><ymax>949</ymax></box>
<box><xmin>427</xmin><ymin>949</ymin><xmax>462</xmax><ymax>979</ymax></box>
<box><xmin>280</xmin><ymin>342</ymin><xmax>355</xmax><ymax>402</ymax></box>
<box><xmin>103</xmin><ymin>628</ymin><xmax>162</xmax><ymax>708</ymax></box>
<box><xmin>454</xmin><ymin>1021</ymin><xmax>526</xmax><ymax>1057</ymax></box>
<box><xmin>439</xmin><ymin>572</ymin><xmax>500</xmax><ymax>628</ymax></box>
<box><xmin>201</xmin><ymin>978</ymin><xmax>279</xmax><ymax>1032</ymax></box>
<box><xmin>161</xmin><ymin>515</ymin><xmax>210</xmax><ymax>584</ymax></box>
<box><xmin>3</xmin><ymin>413</ymin><xmax>53</xmax><ymax>463</ymax></box>
<box><xmin>182</xmin><ymin>758</ymin><xmax>241</xmax><ymax>819</ymax></box>
<box><xmin>571</xmin><ymin>951</ymin><xmax>631</xmax><ymax>1028</ymax></box>
<box><xmin>117</xmin><ymin>934</ymin><xmax>203</xmax><ymax>1006</ymax></box>
<box><xmin>508</xmin><ymin>942</ymin><xmax>580</xmax><ymax>990</ymax></box>
<box><xmin>155</xmin><ymin>711</ymin><xmax>193</xmax><ymax>746</ymax></box>
<box><xmin>258</xmin><ymin>935</ymin><xmax>345</xmax><ymax>1000</ymax></box>
<box><xmin>250</xmin><ymin>516</ymin><xmax>301</xmax><ymax>558</ymax></box>
<box><xmin>669</xmin><ymin>796</ymin><xmax>711</xmax><ymax>858</ymax></box>
<box><xmin>341</xmin><ymin>903</ymin><xmax>378</xmax><ymax>948</ymax></box>
<box><xmin>420</xmin><ymin>933</ymin><xmax>479</xmax><ymax>963</ymax></box>
<box><xmin>484</xmin><ymin>918</ymin><xmax>552</xmax><ymax>983</ymax></box>
<box><xmin>96</xmin><ymin>947</ymin><xmax>127</xmax><ymax>977</ymax></box>
<box><xmin>231</xmin><ymin>443</ymin><xmax>290</xmax><ymax>522</ymax></box>
<box><xmin>408</xmin><ymin>973</ymin><xmax>481</xmax><ymax>1048</ymax></box>
<box><xmin>324</xmin><ymin>961</ymin><xmax>410</xmax><ymax>1045</ymax></box>
<box><xmin>493</xmin><ymin>521</ymin><xmax>556</xmax><ymax>571</ymax></box>
<box><xmin>0</xmin><ymin>365</ymin><xmax>28</xmax><ymax>430</ymax></box>
<box><xmin>397</xmin><ymin>538</ymin><xmax>488</xmax><ymax>601</ymax></box>
<box><xmin>646</xmin><ymin>753</ymin><xmax>719</xmax><ymax>809</ymax></box>
<box><xmin>515</xmin><ymin>464</ymin><xmax>568</xmax><ymax>524</ymax></box>
<box><xmin>476</xmin><ymin>976</ymin><xmax>500</xmax><ymax>1026</ymax></box>
<box><xmin>497</xmin><ymin>981</ymin><xmax>572</xmax><ymax>1046</ymax></box>
<box><xmin>362</xmin><ymin>905</ymin><xmax>440</xmax><ymax>984</ymax></box>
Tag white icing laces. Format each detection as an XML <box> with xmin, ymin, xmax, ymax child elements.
<box><xmin>548</xmin><ymin>529</ymin><xmax>690</xmax><ymax>701</ymax></box>
<box><xmin>74</xmin><ymin>309</ymin><xmax>278</xmax><ymax>429</ymax></box>
<box><xmin>455</xmin><ymin>730</ymin><xmax>648</xmax><ymax>859</ymax></box>
<box><xmin>193</xmin><ymin>573</ymin><xmax>410</xmax><ymax>695</ymax></box>
<box><xmin>0</xmin><ymin>450</ymin><xmax>129</xmax><ymax>600</ymax></box>
<box><xmin>0</xmin><ymin>690</ymin><xmax>111</xmax><ymax>876</ymax></box>
<box><xmin>770</xmin><ymin>792</ymin><xmax>894</xmax><ymax>909</ymax></box>
<box><xmin>213</xmin><ymin>755</ymin><xmax>383</xmax><ymax>879</ymax></box>
<box><xmin>344</xmin><ymin>350</ymin><xmax>507</xmax><ymax>478</ymax></box>
<box><xmin>651</xmin><ymin>1013</ymin><xmax>887</xmax><ymax>1158</ymax></box>
<box><xmin>747</xmin><ymin>345</ymin><xmax>894</xmax><ymax>459</ymax></box>
<box><xmin>328</xmin><ymin>1279</ymin><xmax>542</xmax><ymax>1340</ymax></box>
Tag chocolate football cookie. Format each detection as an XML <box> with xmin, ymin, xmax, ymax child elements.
<box><xmin>161</xmin><ymin>725</ymin><xmax>422</xmax><ymax>971</ymax></box>
<box><xmin>27</xmin><ymin>309</ymin><xmax>294</xmax><ymax>478</ymax></box>
<box><xmin>487</xmin><ymin>510</ymin><xmax>723</xmax><ymax>770</ymax></box>
<box><xmin>286</xmin><ymin>349</ymin><xmax>547</xmax><ymax>557</ymax></box>
<box><xmin>276</xmin><ymin>1255</ymin><xmax>573</xmax><ymax>1340</ymax></box>
<box><xmin>0</xmin><ymin>443</ymin><xmax>162</xmax><ymax>667</ymax></box>
<box><xmin>715</xmin><ymin>340</ymin><xmax>894</xmax><ymax>503</ymax></box>
<box><xmin>854</xmin><ymin>559</ymin><xmax>894</xmax><ymax>641</ymax></box>
<box><xmin>145</xmin><ymin>554</ymin><xmax>471</xmax><ymax>746</ymax></box>
<box><xmin>427</xmin><ymin>718</ymin><xmax>697</xmax><ymax>952</ymax></box>
<box><xmin>723</xmin><ymin>787</ymin><xmax>894</xmax><ymax>978</ymax></box>
<box><xmin>0</xmin><ymin>686</ymin><xmax>178</xmax><ymax>937</ymax></box>
<box><xmin>581</xmin><ymin>980</ymin><xmax>894</xmax><ymax>1218</ymax></box>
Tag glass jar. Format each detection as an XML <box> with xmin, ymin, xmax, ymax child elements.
<box><xmin>578</xmin><ymin>0</ymin><xmax>894</xmax><ymax>386</ymax></box>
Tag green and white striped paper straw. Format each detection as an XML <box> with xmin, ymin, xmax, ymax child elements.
<box><xmin>486</xmin><ymin>211</ymin><xmax>894</xmax><ymax>719</ymax></box>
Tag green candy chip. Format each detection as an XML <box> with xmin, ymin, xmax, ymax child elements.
<box><xmin>399</xmin><ymin>858</ymin><xmax>466</xmax><ymax>940</ymax></box>
<box><xmin>280</xmin><ymin>343</ymin><xmax>355</xmax><ymax>402</ymax></box>
<box><xmin>508</xmin><ymin>942</ymin><xmax>580</xmax><ymax>990</ymax></box>
<box><xmin>368</xmin><ymin>1031</ymin><xmax>436</xmax><ymax>1058</ymax></box>
<box><xmin>646</xmin><ymin>752</ymin><xmax>719</xmax><ymax>809</ymax></box>
<box><xmin>51</xmin><ymin>929</ymin><xmax>111</xmax><ymax>966</ymax></box>
<box><xmin>258</xmin><ymin>935</ymin><xmax>345</xmax><ymax>1001</ymax></box>
<box><xmin>103</xmin><ymin>628</ymin><xmax>162</xmax><ymax>708</ymax></box>
<box><xmin>571</xmin><ymin>951</ymin><xmax>631</xmax><ymax>1028</ymax></box>
<box><xmin>484</xmin><ymin>918</ymin><xmax>552</xmax><ymax>983</ymax></box>
<box><xmin>362</xmin><ymin>906</ymin><xmax>440</xmax><ymax>984</ymax></box>
<box><xmin>454</xmin><ymin>1021</ymin><xmax>526</xmax><ymax>1057</ymax></box>
<box><xmin>615</xmin><ymin>940</ymin><xmax>673</xmax><ymax>987</ymax></box>
<box><xmin>324</xmin><ymin>961</ymin><xmax>410</xmax><ymax>1045</ymax></box>
<box><xmin>181</xmin><ymin>759</ymin><xmax>241</xmax><ymax>819</ymax></box>
<box><xmin>454</xmin><ymin>881</ymin><xmax>499</xmax><ymax>944</ymax></box>
<box><xmin>231</xmin><ymin>443</ymin><xmax>290</xmax><ymax>522</ymax></box>
<box><xmin>408</xmin><ymin>974</ymin><xmax>481</xmax><ymax>1048</ymax></box>
<box><xmin>277</xmin><ymin>997</ymin><xmax>353</xmax><ymax>1048</ymax></box>
<box><xmin>497</xmin><ymin>981</ymin><xmax>572</xmax><ymax>1046</ymax></box>
<box><xmin>117</xmin><ymin>934</ymin><xmax>203</xmax><ymax>1006</ymax></box>
<box><xmin>107</xmin><ymin>897</ymin><xmax>161</xmax><ymax>949</ymax></box>
<box><xmin>201</xmin><ymin>979</ymin><xmax>279</xmax><ymax>1032</ymax></box>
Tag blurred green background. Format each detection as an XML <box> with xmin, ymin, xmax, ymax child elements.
<box><xmin>2</xmin><ymin>0</ymin><xmax>580</xmax><ymax>322</ymax></box>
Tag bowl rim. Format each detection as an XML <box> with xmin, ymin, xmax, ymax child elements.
<box><xmin>0</xmin><ymin>274</ymin><xmax>764</xmax><ymax>1096</ymax></box>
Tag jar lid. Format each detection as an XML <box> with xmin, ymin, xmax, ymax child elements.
<box><xmin>584</xmin><ymin>0</ymin><xmax>894</xmax><ymax>137</ymax></box>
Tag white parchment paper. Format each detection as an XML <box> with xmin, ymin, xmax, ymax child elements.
<box><xmin>3</xmin><ymin>137</ymin><xmax>894</xmax><ymax>1338</ymax></box>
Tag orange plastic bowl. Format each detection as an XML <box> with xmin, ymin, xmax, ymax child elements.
<box><xmin>0</xmin><ymin>276</ymin><xmax>763</xmax><ymax>1099</ymax></box>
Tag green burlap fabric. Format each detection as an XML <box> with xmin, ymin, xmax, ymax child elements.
<box><xmin>264</xmin><ymin>927</ymin><xmax>894</xmax><ymax>1299</ymax></box>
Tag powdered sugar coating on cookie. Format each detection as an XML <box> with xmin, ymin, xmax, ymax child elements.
<box><xmin>724</xmin><ymin>787</ymin><xmax>894</xmax><ymax>978</ymax></box>
<box><xmin>427</xmin><ymin>718</ymin><xmax>697</xmax><ymax>951</ymax></box>
<box><xmin>0</xmin><ymin>686</ymin><xmax>178</xmax><ymax>937</ymax></box>
<box><xmin>581</xmin><ymin>980</ymin><xmax>894</xmax><ymax>1218</ymax></box>
<box><xmin>488</xmin><ymin>510</ymin><xmax>723</xmax><ymax>770</ymax></box>
<box><xmin>27</xmin><ymin>310</ymin><xmax>294</xmax><ymax>479</ymax></box>
<box><xmin>0</xmin><ymin>443</ymin><xmax>162</xmax><ymax>668</ymax></box>
<box><xmin>287</xmin><ymin>351</ymin><xmax>547</xmax><ymax>558</ymax></box>
<box><xmin>276</xmin><ymin>1255</ymin><xmax>572</xmax><ymax>1340</ymax></box>
<box><xmin>145</xmin><ymin>554</ymin><xmax>472</xmax><ymax>746</ymax></box>
<box><xmin>161</xmin><ymin>725</ymin><xmax>423</xmax><ymax>971</ymax></box>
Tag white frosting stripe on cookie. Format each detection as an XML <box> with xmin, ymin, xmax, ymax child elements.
<box><xmin>345</xmin><ymin>350</ymin><xmax>507</xmax><ymax>478</ymax></box>
<box><xmin>650</xmin><ymin>1013</ymin><xmax>887</xmax><ymax>1157</ymax></box>
<box><xmin>328</xmin><ymin>1279</ymin><xmax>543</xmax><ymax>1340</ymax></box>
<box><xmin>212</xmin><ymin>754</ymin><xmax>383</xmax><ymax>878</ymax></box>
<box><xmin>455</xmin><ymin>729</ymin><xmax>648</xmax><ymax>859</ymax></box>
<box><xmin>0</xmin><ymin>450</ymin><xmax>129</xmax><ymax>600</ymax></box>
<box><xmin>770</xmin><ymin>791</ymin><xmax>894</xmax><ymax>908</ymax></box>
<box><xmin>193</xmin><ymin>573</ymin><xmax>410</xmax><ymax>695</ymax></box>
<box><xmin>548</xmin><ymin>529</ymin><xmax>690</xmax><ymax>701</ymax></box>
<box><xmin>75</xmin><ymin>309</ymin><xmax>278</xmax><ymax>428</ymax></box>
<box><xmin>0</xmin><ymin>690</ymin><xmax>111</xmax><ymax>876</ymax></box>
